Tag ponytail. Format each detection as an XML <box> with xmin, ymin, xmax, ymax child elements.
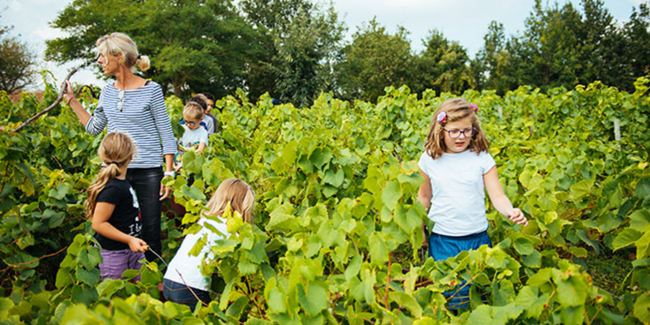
<box><xmin>86</xmin><ymin>164</ymin><xmax>123</xmax><ymax>218</ymax></box>
<box><xmin>86</xmin><ymin>133</ymin><xmax>135</xmax><ymax>218</ymax></box>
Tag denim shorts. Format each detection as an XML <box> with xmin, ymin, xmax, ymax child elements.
<box><xmin>99</xmin><ymin>248</ymin><xmax>145</xmax><ymax>281</ymax></box>
<box><xmin>163</xmin><ymin>278</ymin><xmax>210</xmax><ymax>310</ymax></box>
<box><xmin>428</xmin><ymin>230</ymin><xmax>492</xmax><ymax>309</ymax></box>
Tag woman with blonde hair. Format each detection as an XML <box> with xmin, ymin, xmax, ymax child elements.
<box><xmin>87</xmin><ymin>132</ymin><xmax>147</xmax><ymax>280</ymax></box>
<box><xmin>63</xmin><ymin>32</ymin><xmax>176</xmax><ymax>262</ymax></box>
<box><xmin>163</xmin><ymin>178</ymin><xmax>255</xmax><ymax>310</ymax></box>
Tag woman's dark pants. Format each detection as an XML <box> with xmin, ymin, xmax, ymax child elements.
<box><xmin>127</xmin><ymin>167</ymin><xmax>163</xmax><ymax>262</ymax></box>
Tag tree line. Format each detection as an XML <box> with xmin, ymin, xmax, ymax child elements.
<box><xmin>4</xmin><ymin>0</ymin><xmax>650</xmax><ymax>106</ymax></box>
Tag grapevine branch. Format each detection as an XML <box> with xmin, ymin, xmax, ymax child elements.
<box><xmin>10</xmin><ymin>68</ymin><xmax>79</xmax><ymax>133</ymax></box>
<box><xmin>0</xmin><ymin>245</ymin><xmax>68</xmax><ymax>273</ymax></box>
<box><xmin>176</xmin><ymin>269</ymin><xmax>210</xmax><ymax>307</ymax></box>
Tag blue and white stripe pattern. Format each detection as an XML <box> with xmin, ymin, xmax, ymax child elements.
<box><xmin>86</xmin><ymin>81</ymin><xmax>177</xmax><ymax>168</ymax></box>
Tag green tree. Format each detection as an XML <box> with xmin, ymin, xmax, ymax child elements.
<box><xmin>517</xmin><ymin>0</ymin><xmax>582</xmax><ymax>90</ymax></box>
<box><xmin>46</xmin><ymin>0</ymin><xmax>258</xmax><ymax>98</ymax></box>
<box><xmin>336</xmin><ymin>18</ymin><xmax>413</xmax><ymax>102</ymax></box>
<box><xmin>0</xmin><ymin>25</ymin><xmax>37</xmax><ymax>93</ymax></box>
<box><xmin>623</xmin><ymin>3</ymin><xmax>650</xmax><ymax>87</ymax></box>
<box><xmin>474</xmin><ymin>21</ymin><xmax>517</xmax><ymax>95</ymax></box>
<box><xmin>414</xmin><ymin>29</ymin><xmax>473</xmax><ymax>95</ymax></box>
<box><xmin>239</xmin><ymin>0</ymin><xmax>344</xmax><ymax>107</ymax></box>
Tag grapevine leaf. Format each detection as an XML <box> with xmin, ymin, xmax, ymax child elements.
<box><xmin>633</xmin><ymin>291</ymin><xmax>650</xmax><ymax>322</ymax></box>
<box><xmin>613</xmin><ymin>228</ymin><xmax>642</xmax><ymax>251</ymax></box>
<box><xmin>635</xmin><ymin>177</ymin><xmax>650</xmax><ymax>198</ymax></box>
<box><xmin>381</xmin><ymin>180</ymin><xmax>401</xmax><ymax>210</ymax></box>
<box><xmin>389</xmin><ymin>291</ymin><xmax>422</xmax><ymax>318</ymax></box>
<box><xmin>570</xmin><ymin>179</ymin><xmax>593</xmax><ymax>200</ymax></box>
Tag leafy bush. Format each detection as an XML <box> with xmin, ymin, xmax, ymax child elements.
<box><xmin>1</xmin><ymin>74</ymin><xmax>649</xmax><ymax>324</ymax></box>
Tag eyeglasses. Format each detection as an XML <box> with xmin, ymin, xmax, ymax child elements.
<box><xmin>442</xmin><ymin>127</ymin><xmax>475</xmax><ymax>139</ymax></box>
<box><xmin>183</xmin><ymin>119</ymin><xmax>198</xmax><ymax>127</ymax></box>
<box><xmin>117</xmin><ymin>90</ymin><xmax>125</xmax><ymax>112</ymax></box>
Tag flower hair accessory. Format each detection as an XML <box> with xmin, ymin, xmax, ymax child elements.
<box><xmin>470</xmin><ymin>104</ymin><xmax>478</xmax><ymax>113</ymax></box>
<box><xmin>437</xmin><ymin>112</ymin><xmax>447</xmax><ymax>124</ymax></box>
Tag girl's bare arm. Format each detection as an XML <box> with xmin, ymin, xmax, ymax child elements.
<box><xmin>92</xmin><ymin>202</ymin><xmax>148</xmax><ymax>252</ymax></box>
<box><xmin>484</xmin><ymin>166</ymin><xmax>528</xmax><ymax>226</ymax></box>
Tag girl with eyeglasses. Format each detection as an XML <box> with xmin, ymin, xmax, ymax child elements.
<box><xmin>417</xmin><ymin>98</ymin><xmax>528</xmax><ymax>309</ymax></box>
<box><xmin>62</xmin><ymin>32</ymin><xmax>177</xmax><ymax>263</ymax></box>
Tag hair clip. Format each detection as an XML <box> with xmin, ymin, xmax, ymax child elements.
<box><xmin>437</xmin><ymin>112</ymin><xmax>447</xmax><ymax>124</ymax></box>
<box><xmin>470</xmin><ymin>104</ymin><xmax>478</xmax><ymax>113</ymax></box>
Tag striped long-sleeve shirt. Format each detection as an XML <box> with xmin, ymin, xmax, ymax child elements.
<box><xmin>86</xmin><ymin>81</ymin><xmax>177</xmax><ymax>168</ymax></box>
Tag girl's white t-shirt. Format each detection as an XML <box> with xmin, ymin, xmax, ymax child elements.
<box><xmin>418</xmin><ymin>150</ymin><xmax>496</xmax><ymax>236</ymax></box>
<box><xmin>164</xmin><ymin>217</ymin><xmax>229</xmax><ymax>291</ymax></box>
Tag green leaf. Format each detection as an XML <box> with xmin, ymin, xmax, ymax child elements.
<box><xmin>310</xmin><ymin>147</ymin><xmax>332</xmax><ymax>170</ymax></box>
<box><xmin>323</xmin><ymin>167</ymin><xmax>344</xmax><ymax>187</ymax></box>
<box><xmin>515</xmin><ymin>286</ymin><xmax>548</xmax><ymax>318</ymax></box>
<box><xmin>613</xmin><ymin>228</ymin><xmax>642</xmax><ymax>251</ymax></box>
<box><xmin>521</xmin><ymin>250</ymin><xmax>542</xmax><ymax>268</ymax></box>
<box><xmin>368</xmin><ymin>232</ymin><xmax>388</xmax><ymax>266</ymax></box>
<box><xmin>298</xmin><ymin>282</ymin><xmax>328</xmax><ymax>316</ymax></box>
<box><xmin>265</xmin><ymin>278</ymin><xmax>286</xmax><ymax>314</ymax></box>
<box><xmin>526</xmin><ymin>268</ymin><xmax>552</xmax><ymax>287</ymax></box>
<box><xmin>513</xmin><ymin>236</ymin><xmax>535</xmax><ymax>255</ymax></box>
<box><xmin>389</xmin><ymin>292</ymin><xmax>423</xmax><ymax>318</ymax></box>
<box><xmin>635</xmin><ymin>231</ymin><xmax>650</xmax><ymax>259</ymax></box>
<box><xmin>345</xmin><ymin>255</ymin><xmax>362</xmax><ymax>281</ymax></box>
<box><xmin>55</xmin><ymin>268</ymin><xmax>73</xmax><ymax>289</ymax></box>
<box><xmin>630</xmin><ymin>209</ymin><xmax>650</xmax><ymax>229</ymax></box>
<box><xmin>560</xmin><ymin>305</ymin><xmax>585</xmax><ymax>325</ymax></box>
<box><xmin>554</xmin><ymin>273</ymin><xmax>587</xmax><ymax>307</ymax></box>
<box><xmin>633</xmin><ymin>291</ymin><xmax>650</xmax><ymax>323</ymax></box>
<box><xmin>381</xmin><ymin>180</ymin><xmax>401</xmax><ymax>210</ymax></box>
<box><xmin>71</xmin><ymin>284</ymin><xmax>98</xmax><ymax>304</ymax></box>
<box><xmin>570</xmin><ymin>179</ymin><xmax>593</xmax><ymax>200</ymax></box>
<box><xmin>0</xmin><ymin>297</ymin><xmax>15</xmax><ymax>320</ymax></box>
<box><xmin>635</xmin><ymin>177</ymin><xmax>650</xmax><ymax>198</ymax></box>
<box><xmin>226</xmin><ymin>296</ymin><xmax>249</xmax><ymax>319</ymax></box>
<box><xmin>98</xmin><ymin>279</ymin><xmax>125</xmax><ymax>298</ymax></box>
<box><xmin>76</xmin><ymin>266</ymin><xmax>100</xmax><ymax>286</ymax></box>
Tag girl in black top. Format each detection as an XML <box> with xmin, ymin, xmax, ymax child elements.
<box><xmin>87</xmin><ymin>132</ymin><xmax>148</xmax><ymax>280</ymax></box>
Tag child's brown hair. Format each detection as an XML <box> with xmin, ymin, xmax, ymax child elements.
<box><xmin>86</xmin><ymin>132</ymin><xmax>135</xmax><ymax>218</ymax></box>
<box><xmin>424</xmin><ymin>98</ymin><xmax>489</xmax><ymax>159</ymax></box>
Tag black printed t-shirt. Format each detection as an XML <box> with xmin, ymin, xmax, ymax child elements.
<box><xmin>94</xmin><ymin>179</ymin><xmax>142</xmax><ymax>250</ymax></box>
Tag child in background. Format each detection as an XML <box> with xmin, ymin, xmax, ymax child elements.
<box><xmin>201</xmin><ymin>92</ymin><xmax>219</xmax><ymax>133</ymax></box>
<box><xmin>163</xmin><ymin>179</ymin><xmax>255</xmax><ymax>310</ymax></box>
<box><xmin>189</xmin><ymin>94</ymin><xmax>215</xmax><ymax>135</ymax></box>
<box><xmin>174</xmin><ymin>102</ymin><xmax>209</xmax><ymax>171</ymax></box>
<box><xmin>417</xmin><ymin>98</ymin><xmax>528</xmax><ymax>309</ymax></box>
<box><xmin>86</xmin><ymin>132</ymin><xmax>148</xmax><ymax>281</ymax></box>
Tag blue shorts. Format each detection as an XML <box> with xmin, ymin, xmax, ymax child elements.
<box><xmin>428</xmin><ymin>230</ymin><xmax>492</xmax><ymax>309</ymax></box>
<box><xmin>428</xmin><ymin>230</ymin><xmax>492</xmax><ymax>261</ymax></box>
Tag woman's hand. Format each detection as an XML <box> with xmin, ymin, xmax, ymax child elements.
<box><xmin>159</xmin><ymin>177</ymin><xmax>172</xmax><ymax>200</ymax></box>
<box><xmin>507</xmin><ymin>208</ymin><xmax>528</xmax><ymax>227</ymax></box>
<box><xmin>128</xmin><ymin>237</ymin><xmax>148</xmax><ymax>253</ymax></box>
<box><xmin>62</xmin><ymin>81</ymin><xmax>76</xmax><ymax>105</ymax></box>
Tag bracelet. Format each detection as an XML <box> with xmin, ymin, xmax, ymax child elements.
<box><xmin>66</xmin><ymin>97</ymin><xmax>73</xmax><ymax>106</ymax></box>
<box><xmin>163</xmin><ymin>171</ymin><xmax>176</xmax><ymax>178</ymax></box>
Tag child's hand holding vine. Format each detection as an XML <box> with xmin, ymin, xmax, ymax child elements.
<box><xmin>507</xmin><ymin>208</ymin><xmax>528</xmax><ymax>227</ymax></box>
<box><xmin>128</xmin><ymin>237</ymin><xmax>148</xmax><ymax>253</ymax></box>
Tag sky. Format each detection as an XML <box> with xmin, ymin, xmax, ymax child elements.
<box><xmin>2</xmin><ymin>0</ymin><xmax>645</xmax><ymax>90</ymax></box>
